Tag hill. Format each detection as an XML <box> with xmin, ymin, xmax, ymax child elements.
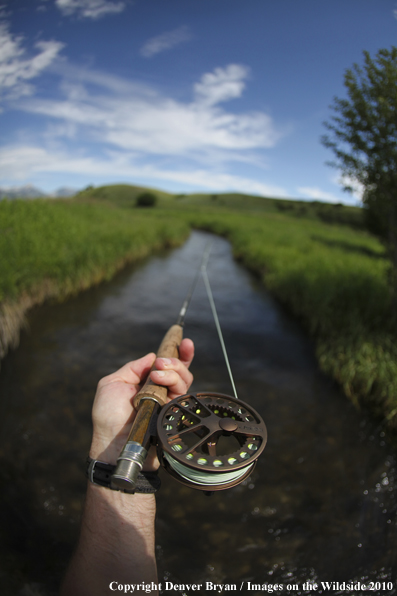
<box><xmin>77</xmin><ymin>184</ymin><xmax>365</xmax><ymax>231</ymax></box>
<box><xmin>75</xmin><ymin>183</ymin><xmax>175</xmax><ymax>207</ymax></box>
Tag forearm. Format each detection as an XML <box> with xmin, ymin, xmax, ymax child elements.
<box><xmin>60</xmin><ymin>483</ymin><xmax>158</xmax><ymax>596</ymax></box>
<box><xmin>61</xmin><ymin>345</ymin><xmax>194</xmax><ymax>594</ymax></box>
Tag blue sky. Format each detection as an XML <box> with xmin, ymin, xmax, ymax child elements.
<box><xmin>1</xmin><ymin>0</ymin><xmax>397</xmax><ymax>203</ymax></box>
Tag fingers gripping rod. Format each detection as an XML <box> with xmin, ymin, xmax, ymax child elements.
<box><xmin>111</xmin><ymin>244</ymin><xmax>212</xmax><ymax>492</ymax></box>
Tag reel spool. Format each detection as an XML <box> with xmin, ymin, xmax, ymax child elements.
<box><xmin>157</xmin><ymin>392</ymin><xmax>267</xmax><ymax>491</ymax></box>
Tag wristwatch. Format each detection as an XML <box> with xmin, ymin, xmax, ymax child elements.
<box><xmin>86</xmin><ymin>457</ymin><xmax>161</xmax><ymax>493</ymax></box>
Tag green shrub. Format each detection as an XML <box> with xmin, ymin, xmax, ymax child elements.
<box><xmin>136</xmin><ymin>192</ymin><xmax>157</xmax><ymax>207</ymax></box>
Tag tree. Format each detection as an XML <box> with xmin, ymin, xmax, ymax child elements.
<box><xmin>322</xmin><ymin>47</ymin><xmax>397</xmax><ymax>295</ymax></box>
<box><xmin>136</xmin><ymin>192</ymin><xmax>157</xmax><ymax>207</ymax></box>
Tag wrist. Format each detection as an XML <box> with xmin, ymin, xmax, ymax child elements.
<box><xmin>89</xmin><ymin>434</ymin><xmax>124</xmax><ymax>464</ymax></box>
<box><xmin>87</xmin><ymin>480</ymin><xmax>156</xmax><ymax>510</ymax></box>
<box><xmin>83</xmin><ymin>482</ymin><xmax>157</xmax><ymax>551</ymax></box>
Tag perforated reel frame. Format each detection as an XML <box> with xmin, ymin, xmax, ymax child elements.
<box><xmin>156</xmin><ymin>392</ymin><xmax>267</xmax><ymax>491</ymax></box>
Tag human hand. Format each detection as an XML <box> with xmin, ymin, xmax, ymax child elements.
<box><xmin>89</xmin><ymin>338</ymin><xmax>194</xmax><ymax>468</ymax></box>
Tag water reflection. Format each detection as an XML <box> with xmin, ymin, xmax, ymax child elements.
<box><xmin>0</xmin><ymin>231</ymin><xmax>396</xmax><ymax>595</ymax></box>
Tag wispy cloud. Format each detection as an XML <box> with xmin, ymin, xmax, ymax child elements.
<box><xmin>0</xmin><ymin>144</ymin><xmax>287</xmax><ymax>196</ymax></box>
<box><xmin>297</xmin><ymin>186</ymin><xmax>342</xmax><ymax>203</ymax></box>
<box><xmin>194</xmin><ymin>64</ymin><xmax>248</xmax><ymax>106</ymax></box>
<box><xmin>18</xmin><ymin>63</ymin><xmax>282</xmax><ymax>158</ymax></box>
<box><xmin>55</xmin><ymin>0</ymin><xmax>126</xmax><ymax>19</ymax></box>
<box><xmin>0</xmin><ymin>22</ymin><xmax>64</xmax><ymax>103</ymax></box>
<box><xmin>140</xmin><ymin>26</ymin><xmax>192</xmax><ymax>58</ymax></box>
<box><xmin>3</xmin><ymin>59</ymin><xmax>286</xmax><ymax>194</ymax></box>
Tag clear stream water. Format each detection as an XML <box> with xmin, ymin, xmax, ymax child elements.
<box><xmin>0</xmin><ymin>231</ymin><xmax>396</xmax><ymax>595</ymax></box>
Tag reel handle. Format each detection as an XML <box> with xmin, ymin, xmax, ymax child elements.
<box><xmin>111</xmin><ymin>324</ymin><xmax>183</xmax><ymax>492</ymax></box>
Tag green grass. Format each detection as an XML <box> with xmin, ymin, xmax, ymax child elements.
<box><xmin>79</xmin><ymin>184</ymin><xmax>365</xmax><ymax>230</ymax></box>
<box><xmin>0</xmin><ymin>198</ymin><xmax>188</xmax><ymax>301</ymax></box>
<box><xmin>0</xmin><ymin>197</ymin><xmax>189</xmax><ymax>357</ymax></box>
<box><xmin>162</xmin><ymin>206</ymin><xmax>396</xmax><ymax>430</ymax></box>
<box><xmin>173</xmin><ymin>191</ymin><xmax>365</xmax><ymax>229</ymax></box>
<box><xmin>1</xmin><ymin>187</ymin><xmax>395</xmax><ymax>435</ymax></box>
<box><xmin>76</xmin><ymin>183</ymin><xmax>175</xmax><ymax>208</ymax></box>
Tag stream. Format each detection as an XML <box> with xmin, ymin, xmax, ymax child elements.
<box><xmin>0</xmin><ymin>230</ymin><xmax>396</xmax><ymax>595</ymax></box>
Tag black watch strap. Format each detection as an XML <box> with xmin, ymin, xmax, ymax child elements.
<box><xmin>86</xmin><ymin>457</ymin><xmax>161</xmax><ymax>494</ymax></box>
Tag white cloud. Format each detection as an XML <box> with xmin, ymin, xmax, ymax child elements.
<box><xmin>194</xmin><ymin>64</ymin><xmax>248</xmax><ymax>106</ymax></box>
<box><xmin>0</xmin><ymin>144</ymin><xmax>287</xmax><ymax>197</ymax></box>
<box><xmin>297</xmin><ymin>186</ymin><xmax>341</xmax><ymax>203</ymax></box>
<box><xmin>148</xmin><ymin>168</ymin><xmax>287</xmax><ymax>197</ymax></box>
<box><xmin>336</xmin><ymin>174</ymin><xmax>364</xmax><ymax>200</ymax></box>
<box><xmin>18</xmin><ymin>63</ymin><xmax>282</xmax><ymax>157</ymax></box>
<box><xmin>55</xmin><ymin>0</ymin><xmax>126</xmax><ymax>19</ymax></box>
<box><xmin>2</xmin><ymin>61</ymin><xmax>286</xmax><ymax>195</ymax></box>
<box><xmin>140</xmin><ymin>26</ymin><xmax>192</xmax><ymax>58</ymax></box>
<box><xmin>0</xmin><ymin>22</ymin><xmax>64</xmax><ymax>102</ymax></box>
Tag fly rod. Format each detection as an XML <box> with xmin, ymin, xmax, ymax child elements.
<box><xmin>111</xmin><ymin>244</ymin><xmax>212</xmax><ymax>492</ymax></box>
<box><xmin>112</xmin><ymin>243</ymin><xmax>267</xmax><ymax>493</ymax></box>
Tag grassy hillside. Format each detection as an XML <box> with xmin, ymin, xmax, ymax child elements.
<box><xmin>1</xmin><ymin>185</ymin><xmax>395</xmax><ymax>434</ymax></box>
<box><xmin>173</xmin><ymin>190</ymin><xmax>362</xmax><ymax>227</ymax></box>
<box><xmin>76</xmin><ymin>183</ymin><xmax>175</xmax><ymax>208</ymax></box>
<box><xmin>79</xmin><ymin>184</ymin><xmax>365</xmax><ymax>230</ymax></box>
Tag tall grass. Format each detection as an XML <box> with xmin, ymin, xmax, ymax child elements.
<box><xmin>1</xmin><ymin>192</ymin><xmax>396</xmax><ymax>433</ymax></box>
<box><xmin>0</xmin><ymin>199</ymin><xmax>189</xmax><ymax>357</ymax></box>
<box><xmin>167</xmin><ymin>207</ymin><xmax>396</xmax><ymax>430</ymax></box>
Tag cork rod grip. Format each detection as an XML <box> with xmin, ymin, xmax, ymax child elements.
<box><xmin>111</xmin><ymin>324</ymin><xmax>184</xmax><ymax>490</ymax></box>
<box><xmin>133</xmin><ymin>324</ymin><xmax>183</xmax><ymax>409</ymax></box>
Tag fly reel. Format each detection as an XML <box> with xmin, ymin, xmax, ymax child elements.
<box><xmin>157</xmin><ymin>392</ymin><xmax>267</xmax><ymax>491</ymax></box>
